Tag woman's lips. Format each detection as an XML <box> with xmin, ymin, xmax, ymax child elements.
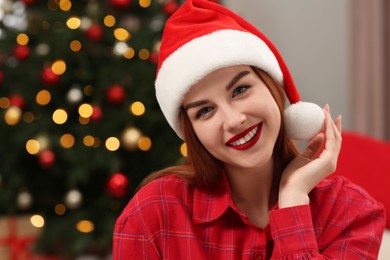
<box><xmin>226</xmin><ymin>123</ymin><xmax>263</xmax><ymax>151</ymax></box>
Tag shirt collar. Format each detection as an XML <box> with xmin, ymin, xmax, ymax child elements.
<box><xmin>192</xmin><ymin>172</ymin><xmax>239</xmax><ymax>224</ymax></box>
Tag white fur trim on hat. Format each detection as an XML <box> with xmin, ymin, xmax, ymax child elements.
<box><xmin>155</xmin><ymin>29</ymin><xmax>283</xmax><ymax>139</ymax></box>
<box><xmin>284</xmin><ymin>101</ymin><xmax>325</xmax><ymax>140</ymax></box>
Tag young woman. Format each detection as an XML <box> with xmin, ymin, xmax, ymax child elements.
<box><xmin>113</xmin><ymin>0</ymin><xmax>385</xmax><ymax>259</ymax></box>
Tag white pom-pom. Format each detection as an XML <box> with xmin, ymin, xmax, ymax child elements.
<box><xmin>284</xmin><ymin>102</ymin><xmax>325</xmax><ymax>140</ymax></box>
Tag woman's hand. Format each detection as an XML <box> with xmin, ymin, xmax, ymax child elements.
<box><xmin>278</xmin><ymin>104</ymin><xmax>342</xmax><ymax>208</ymax></box>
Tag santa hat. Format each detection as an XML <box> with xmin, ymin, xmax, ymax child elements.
<box><xmin>155</xmin><ymin>0</ymin><xmax>324</xmax><ymax>140</ymax></box>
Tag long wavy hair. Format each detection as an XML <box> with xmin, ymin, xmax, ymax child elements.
<box><xmin>138</xmin><ymin>67</ymin><xmax>300</xmax><ymax>191</ymax></box>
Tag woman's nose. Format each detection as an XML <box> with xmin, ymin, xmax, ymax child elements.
<box><xmin>221</xmin><ymin>106</ymin><xmax>246</xmax><ymax>131</ymax></box>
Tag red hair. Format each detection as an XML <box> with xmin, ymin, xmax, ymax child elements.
<box><xmin>138</xmin><ymin>68</ymin><xmax>300</xmax><ymax>191</ymax></box>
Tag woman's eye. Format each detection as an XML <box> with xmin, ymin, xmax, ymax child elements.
<box><xmin>232</xmin><ymin>86</ymin><xmax>249</xmax><ymax>97</ymax></box>
<box><xmin>196</xmin><ymin>106</ymin><xmax>214</xmax><ymax>118</ymax></box>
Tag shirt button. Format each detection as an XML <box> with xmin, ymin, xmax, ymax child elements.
<box><xmin>254</xmin><ymin>254</ymin><xmax>263</xmax><ymax>259</ymax></box>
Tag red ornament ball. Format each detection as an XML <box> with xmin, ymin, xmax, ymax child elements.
<box><xmin>106</xmin><ymin>172</ymin><xmax>129</xmax><ymax>198</ymax></box>
<box><xmin>21</xmin><ymin>0</ymin><xmax>36</xmax><ymax>5</ymax></box>
<box><xmin>39</xmin><ymin>150</ymin><xmax>56</xmax><ymax>168</ymax></box>
<box><xmin>106</xmin><ymin>84</ymin><xmax>126</xmax><ymax>104</ymax></box>
<box><xmin>149</xmin><ymin>52</ymin><xmax>159</xmax><ymax>64</ymax></box>
<box><xmin>90</xmin><ymin>105</ymin><xmax>103</xmax><ymax>121</ymax></box>
<box><xmin>163</xmin><ymin>0</ymin><xmax>179</xmax><ymax>16</ymax></box>
<box><xmin>41</xmin><ymin>67</ymin><xmax>60</xmax><ymax>86</ymax></box>
<box><xmin>14</xmin><ymin>45</ymin><xmax>30</xmax><ymax>60</ymax></box>
<box><xmin>109</xmin><ymin>0</ymin><xmax>131</xmax><ymax>9</ymax></box>
<box><xmin>9</xmin><ymin>94</ymin><xmax>26</xmax><ymax>109</ymax></box>
<box><xmin>85</xmin><ymin>24</ymin><xmax>104</xmax><ymax>42</ymax></box>
<box><xmin>0</xmin><ymin>70</ymin><xmax>4</xmax><ymax>85</ymax></box>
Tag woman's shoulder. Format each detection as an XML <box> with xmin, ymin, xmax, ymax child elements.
<box><xmin>118</xmin><ymin>174</ymin><xmax>193</xmax><ymax>221</ymax></box>
<box><xmin>137</xmin><ymin>174</ymin><xmax>192</xmax><ymax>199</ymax></box>
<box><xmin>311</xmin><ymin>175</ymin><xmax>384</xmax><ymax>216</ymax></box>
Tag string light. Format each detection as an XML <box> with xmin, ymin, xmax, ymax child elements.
<box><xmin>92</xmin><ymin>137</ymin><xmax>101</xmax><ymax>148</ymax></box>
<box><xmin>23</xmin><ymin>112</ymin><xmax>34</xmax><ymax>123</ymax></box>
<box><xmin>59</xmin><ymin>0</ymin><xmax>72</xmax><ymax>11</ymax></box>
<box><xmin>180</xmin><ymin>143</ymin><xmax>187</xmax><ymax>157</ymax></box>
<box><xmin>123</xmin><ymin>47</ymin><xmax>135</xmax><ymax>59</ymax></box>
<box><xmin>54</xmin><ymin>203</ymin><xmax>66</xmax><ymax>215</ymax></box>
<box><xmin>48</xmin><ymin>0</ymin><xmax>59</xmax><ymax>11</ymax></box>
<box><xmin>4</xmin><ymin>106</ymin><xmax>22</xmax><ymax>125</ymax></box>
<box><xmin>78</xmin><ymin>116</ymin><xmax>90</xmax><ymax>125</ymax></box>
<box><xmin>138</xmin><ymin>48</ymin><xmax>150</xmax><ymax>60</ymax></box>
<box><xmin>138</xmin><ymin>136</ymin><xmax>152</xmax><ymax>151</ymax></box>
<box><xmin>114</xmin><ymin>28</ymin><xmax>130</xmax><ymax>41</ymax></box>
<box><xmin>26</xmin><ymin>139</ymin><xmax>40</xmax><ymax>155</ymax></box>
<box><xmin>83</xmin><ymin>85</ymin><xmax>94</xmax><ymax>96</ymax></box>
<box><xmin>60</xmin><ymin>133</ymin><xmax>75</xmax><ymax>148</ymax></box>
<box><xmin>139</xmin><ymin>0</ymin><xmax>152</xmax><ymax>8</ymax></box>
<box><xmin>104</xmin><ymin>15</ymin><xmax>116</xmax><ymax>27</ymax></box>
<box><xmin>0</xmin><ymin>97</ymin><xmax>10</xmax><ymax>108</ymax></box>
<box><xmin>66</xmin><ymin>17</ymin><xmax>81</xmax><ymax>30</ymax></box>
<box><xmin>78</xmin><ymin>103</ymin><xmax>93</xmax><ymax>118</ymax></box>
<box><xmin>83</xmin><ymin>135</ymin><xmax>94</xmax><ymax>147</ymax></box>
<box><xmin>113</xmin><ymin>42</ymin><xmax>128</xmax><ymax>56</ymax></box>
<box><xmin>76</xmin><ymin>220</ymin><xmax>94</xmax><ymax>233</ymax></box>
<box><xmin>30</xmin><ymin>215</ymin><xmax>45</xmax><ymax>228</ymax></box>
<box><xmin>122</xmin><ymin>127</ymin><xmax>141</xmax><ymax>150</ymax></box>
<box><xmin>105</xmin><ymin>137</ymin><xmax>120</xmax><ymax>151</ymax></box>
<box><xmin>16</xmin><ymin>33</ymin><xmax>29</xmax><ymax>45</ymax></box>
<box><xmin>130</xmin><ymin>101</ymin><xmax>145</xmax><ymax>116</ymax></box>
<box><xmin>70</xmin><ymin>40</ymin><xmax>81</xmax><ymax>52</ymax></box>
<box><xmin>52</xmin><ymin>109</ymin><xmax>68</xmax><ymax>124</ymax></box>
<box><xmin>36</xmin><ymin>90</ymin><xmax>51</xmax><ymax>105</ymax></box>
<box><xmin>52</xmin><ymin>60</ymin><xmax>66</xmax><ymax>75</ymax></box>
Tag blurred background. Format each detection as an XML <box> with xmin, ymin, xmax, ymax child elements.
<box><xmin>0</xmin><ymin>0</ymin><xmax>388</xmax><ymax>259</ymax></box>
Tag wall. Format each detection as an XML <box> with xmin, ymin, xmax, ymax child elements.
<box><xmin>224</xmin><ymin>0</ymin><xmax>351</xmax><ymax>128</ymax></box>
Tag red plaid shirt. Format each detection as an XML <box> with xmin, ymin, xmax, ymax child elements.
<box><xmin>113</xmin><ymin>174</ymin><xmax>385</xmax><ymax>259</ymax></box>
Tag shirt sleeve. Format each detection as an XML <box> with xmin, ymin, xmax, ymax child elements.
<box><xmin>113</xmin><ymin>212</ymin><xmax>161</xmax><ymax>260</ymax></box>
<box><xmin>268</xmin><ymin>177</ymin><xmax>386</xmax><ymax>260</ymax></box>
<box><xmin>112</xmin><ymin>186</ymin><xmax>162</xmax><ymax>260</ymax></box>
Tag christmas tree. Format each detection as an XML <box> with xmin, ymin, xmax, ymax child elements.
<box><xmin>0</xmin><ymin>0</ymin><xmax>187</xmax><ymax>257</ymax></box>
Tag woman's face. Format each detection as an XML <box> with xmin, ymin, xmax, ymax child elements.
<box><xmin>183</xmin><ymin>65</ymin><xmax>281</xmax><ymax>171</ymax></box>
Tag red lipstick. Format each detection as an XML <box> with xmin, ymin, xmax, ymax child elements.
<box><xmin>226</xmin><ymin>123</ymin><xmax>263</xmax><ymax>151</ymax></box>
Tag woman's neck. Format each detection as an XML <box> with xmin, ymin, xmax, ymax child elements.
<box><xmin>224</xmin><ymin>158</ymin><xmax>276</xmax><ymax>228</ymax></box>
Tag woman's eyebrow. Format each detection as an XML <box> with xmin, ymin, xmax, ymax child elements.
<box><xmin>183</xmin><ymin>70</ymin><xmax>250</xmax><ymax>111</ymax></box>
<box><xmin>183</xmin><ymin>100</ymin><xmax>208</xmax><ymax>111</ymax></box>
<box><xmin>226</xmin><ymin>70</ymin><xmax>250</xmax><ymax>91</ymax></box>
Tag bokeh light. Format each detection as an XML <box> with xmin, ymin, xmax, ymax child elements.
<box><xmin>130</xmin><ymin>101</ymin><xmax>145</xmax><ymax>116</ymax></box>
<box><xmin>78</xmin><ymin>103</ymin><xmax>93</xmax><ymax>118</ymax></box>
<box><xmin>180</xmin><ymin>143</ymin><xmax>187</xmax><ymax>157</ymax></box>
<box><xmin>52</xmin><ymin>60</ymin><xmax>66</xmax><ymax>75</ymax></box>
<box><xmin>138</xmin><ymin>49</ymin><xmax>150</xmax><ymax>60</ymax></box>
<box><xmin>60</xmin><ymin>133</ymin><xmax>75</xmax><ymax>148</ymax></box>
<box><xmin>26</xmin><ymin>139</ymin><xmax>40</xmax><ymax>155</ymax></box>
<box><xmin>16</xmin><ymin>33</ymin><xmax>29</xmax><ymax>45</ymax></box>
<box><xmin>138</xmin><ymin>136</ymin><xmax>152</xmax><ymax>151</ymax></box>
<box><xmin>66</xmin><ymin>17</ymin><xmax>81</xmax><ymax>29</ymax></box>
<box><xmin>114</xmin><ymin>28</ymin><xmax>130</xmax><ymax>41</ymax></box>
<box><xmin>105</xmin><ymin>137</ymin><xmax>120</xmax><ymax>151</ymax></box>
<box><xmin>30</xmin><ymin>215</ymin><xmax>45</xmax><ymax>228</ymax></box>
<box><xmin>104</xmin><ymin>15</ymin><xmax>116</xmax><ymax>27</ymax></box>
<box><xmin>76</xmin><ymin>220</ymin><xmax>94</xmax><ymax>233</ymax></box>
<box><xmin>52</xmin><ymin>109</ymin><xmax>68</xmax><ymax>124</ymax></box>
<box><xmin>36</xmin><ymin>90</ymin><xmax>51</xmax><ymax>105</ymax></box>
<box><xmin>55</xmin><ymin>203</ymin><xmax>66</xmax><ymax>215</ymax></box>
<box><xmin>70</xmin><ymin>40</ymin><xmax>81</xmax><ymax>52</ymax></box>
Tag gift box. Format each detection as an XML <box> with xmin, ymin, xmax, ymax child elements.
<box><xmin>0</xmin><ymin>215</ymin><xmax>42</xmax><ymax>260</ymax></box>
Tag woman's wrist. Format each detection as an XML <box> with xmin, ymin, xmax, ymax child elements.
<box><xmin>278</xmin><ymin>189</ymin><xmax>310</xmax><ymax>208</ymax></box>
